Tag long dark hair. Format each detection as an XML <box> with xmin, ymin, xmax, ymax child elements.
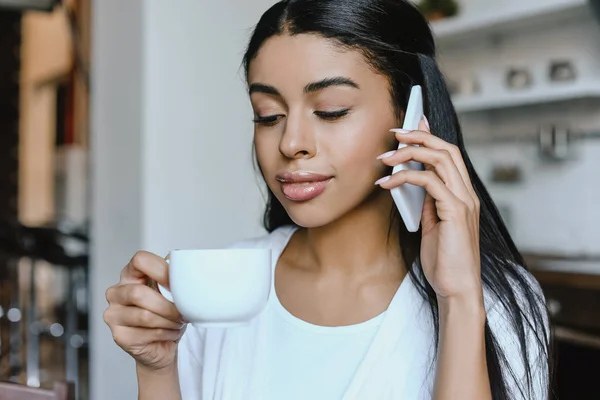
<box><xmin>243</xmin><ymin>1</ymin><xmax>552</xmax><ymax>398</ymax></box>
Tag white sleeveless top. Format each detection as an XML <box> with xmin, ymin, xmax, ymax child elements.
<box><xmin>177</xmin><ymin>226</ymin><xmax>548</xmax><ymax>399</ymax></box>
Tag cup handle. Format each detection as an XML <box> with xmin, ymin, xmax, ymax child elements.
<box><xmin>158</xmin><ymin>255</ymin><xmax>174</xmax><ymax>303</ymax></box>
<box><xmin>158</xmin><ymin>283</ymin><xmax>174</xmax><ymax>303</ymax></box>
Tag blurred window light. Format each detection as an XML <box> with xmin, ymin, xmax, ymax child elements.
<box><xmin>7</xmin><ymin>308</ymin><xmax>21</xmax><ymax>322</ymax></box>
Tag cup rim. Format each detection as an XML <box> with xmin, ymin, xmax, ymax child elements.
<box><xmin>170</xmin><ymin>248</ymin><xmax>271</xmax><ymax>254</ymax></box>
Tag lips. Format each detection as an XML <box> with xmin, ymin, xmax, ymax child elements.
<box><xmin>276</xmin><ymin>172</ymin><xmax>333</xmax><ymax>202</ymax></box>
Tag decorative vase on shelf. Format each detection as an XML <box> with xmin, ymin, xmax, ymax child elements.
<box><xmin>418</xmin><ymin>0</ymin><xmax>459</xmax><ymax>22</ymax></box>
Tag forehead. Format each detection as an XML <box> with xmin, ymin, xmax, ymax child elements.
<box><xmin>247</xmin><ymin>33</ymin><xmax>376</xmax><ymax>88</ymax></box>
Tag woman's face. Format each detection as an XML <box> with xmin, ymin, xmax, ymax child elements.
<box><xmin>248</xmin><ymin>34</ymin><xmax>399</xmax><ymax>228</ymax></box>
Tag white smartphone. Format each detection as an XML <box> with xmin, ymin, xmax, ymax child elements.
<box><xmin>390</xmin><ymin>85</ymin><xmax>427</xmax><ymax>233</ymax></box>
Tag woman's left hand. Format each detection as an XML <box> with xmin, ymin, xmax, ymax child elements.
<box><xmin>376</xmin><ymin>117</ymin><xmax>482</xmax><ymax>304</ymax></box>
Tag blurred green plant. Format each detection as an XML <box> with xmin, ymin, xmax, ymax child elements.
<box><xmin>418</xmin><ymin>0</ymin><xmax>459</xmax><ymax>21</ymax></box>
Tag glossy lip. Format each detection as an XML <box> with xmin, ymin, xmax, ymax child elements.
<box><xmin>276</xmin><ymin>171</ymin><xmax>333</xmax><ymax>184</ymax></box>
<box><xmin>276</xmin><ymin>171</ymin><xmax>333</xmax><ymax>202</ymax></box>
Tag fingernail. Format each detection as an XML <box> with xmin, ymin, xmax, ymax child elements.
<box><xmin>376</xmin><ymin>150</ymin><xmax>396</xmax><ymax>160</ymax></box>
<box><xmin>374</xmin><ymin>175</ymin><xmax>391</xmax><ymax>185</ymax></box>
<box><xmin>390</xmin><ymin>128</ymin><xmax>411</xmax><ymax>134</ymax></box>
<box><xmin>423</xmin><ymin>115</ymin><xmax>430</xmax><ymax>130</ymax></box>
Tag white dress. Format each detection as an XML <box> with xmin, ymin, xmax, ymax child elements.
<box><xmin>177</xmin><ymin>226</ymin><xmax>549</xmax><ymax>399</ymax></box>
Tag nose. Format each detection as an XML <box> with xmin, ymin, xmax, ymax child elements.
<box><xmin>279</xmin><ymin>113</ymin><xmax>316</xmax><ymax>159</ymax></box>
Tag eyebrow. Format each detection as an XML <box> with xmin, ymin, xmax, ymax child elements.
<box><xmin>248</xmin><ymin>76</ymin><xmax>360</xmax><ymax>96</ymax></box>
<box><xmin>304</xmin><ymin>77</ymin><xmax>360</xmax><ymax>93</ymax></box>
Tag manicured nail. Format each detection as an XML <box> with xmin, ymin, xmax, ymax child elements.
<box><xmin>376</xmin><ymin>150</ymin><xmax>396</xmax><ymax>160</ymax></box>
<box><xmin>375</xmin><ymin>175</ymin><xmax>391</xmax><ymax>185</ymax></box>
<box><xmin>390</xmin><ymin>128</ymin><xmax>411</xmax><ymax>134</ymax></box>
<box><xmin>423</xmin><ymin>115</ymin><xmax>430</xmax><ymax>130</ymax></box>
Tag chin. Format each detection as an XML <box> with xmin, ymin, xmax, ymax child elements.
<box><xmin>282</xmin><ymin>199</ymin><xmax>356</xmax><ymax>229</ymax></box>
<box><xmin>273</xmin><ymin>184</ymin><xmax>382</xmax><ymax>229</ymax></box>
<box><xmin>281</xmin><ymin>204</ymin><xmax>340</xmax><ymax>229</ymax></box>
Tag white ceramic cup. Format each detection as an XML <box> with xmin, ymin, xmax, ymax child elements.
<box><xmin>158</xmin><ymin>248</ymin><xmax>272</xmax><ymax>327</ymax></box>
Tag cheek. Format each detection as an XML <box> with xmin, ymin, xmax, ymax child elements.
<box><xmin>254</xmin><ymin>132</ymin><xmax>280</xmax><ymax>179</ymax></box>
<box><xmin>332</xmin><ymin>120</ymin><xmax>396</xmax><ymax>177</ymax></box>
<box><xmin>343</xmin><ymin>103</ymin><xmax>397</xmax><ymax>151</ymax></box>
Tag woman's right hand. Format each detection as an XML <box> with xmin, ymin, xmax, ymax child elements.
<box><xmin>103</xmin><ymin>251</ymin><xmax>187</xmax><ymax>372</ymax></box>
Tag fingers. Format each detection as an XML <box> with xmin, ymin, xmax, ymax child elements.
<box><xmin>120</xmin><ymin>251</ymin><xmax>169</xmax><ymax>288</ymax></box>
<box><xmin>421</xmin><ymin>193</ymin><xmax>439</xmax><ymax>232</ymax></box>
<box><xmin>379</xmin><ymin>145</ymin><xmax>472</xmax><ymax>205</ymax></box>
<box><xmin>378</xmin><ymin>169</ymin><xmax>455</xmax><ymax>203</ymax></box>
<box><xmin>106</xmin><ymin>283</ymin><xmax>183</xmax><ymax>323</ymax></box>
<box><xmin>387</xmin><ymin>118</ymin><xmax>480</xmax><ymax>212</ymax></box>
<box><xmin>110</xmin><ymin>326</ymin><xmax>185</xmax><ymax>349</ymax></box>
<box><xmin>390</xmin><ymin>123</ymin><xmax>477</xmax><ymax>201</ymax></box>
<box><xmin>104</xmin><ymin>305</ymin><xmax>185</xmax><ymax>330</ymax></box>
<box><xmin>377</xmin><ymin>169</ymin><xmax>474</xmax><ymax>222</ymax></box>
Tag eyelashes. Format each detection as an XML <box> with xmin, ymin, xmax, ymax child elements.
<box><xmin>252</xmin><ymin>115</ymin><xmax>282</xmax><ymax>126</ymax></box>
<box><xmin>252</xmin><ymin>109</ymin><xmax>351</xmax><ymax>126</ymax></box>
<box><xmin>314</xmin><ymin>109</ymin><xmax>350</xmax><ymax>121</ymax></box>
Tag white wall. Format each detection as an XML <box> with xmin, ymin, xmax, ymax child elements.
<box><xmin>141</xmin><ymin>0</ymin><xmax>273</xmax><ymax>254</ymax></box>
<box><xmin>91</xmin><ymin>1</ymin><xmax>275</xmax><ymax>399</ymax></box>
<box><xmin>90</xmin><ymin>1</ymin><xmax>144</xmax><ymax>399</ymax></box>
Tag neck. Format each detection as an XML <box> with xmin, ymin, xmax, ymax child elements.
<box><xmin>295</xmin><ymin>190</ymin><xmax>406</xmax><ymax>279</ymax></box>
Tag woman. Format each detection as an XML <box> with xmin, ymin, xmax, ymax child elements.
<box><xmin>103</xmin><ymin>0</ymin><xmax>551</xmax><ymax>399</ymax></box>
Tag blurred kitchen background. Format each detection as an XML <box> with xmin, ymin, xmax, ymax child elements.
<box><xmin>0</xmin><ymin>0</ymin><xmax>598</xmax><ymax>399</ymax></box>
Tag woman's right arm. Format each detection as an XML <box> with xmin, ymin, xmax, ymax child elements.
<box><xmin>137</xmin><ymin>362</ymin><xmax>182</xmax><ymax>400</ymax></box>
<box><xmin>103</xmin><ymin>251</ymin><xmax>187</xmax><ymax>400</ymax></box>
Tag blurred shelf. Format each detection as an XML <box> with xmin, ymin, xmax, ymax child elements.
<box><xmin>533</xmin><ymin>259</ymin><xmax>600</xmax><ymax>276</ymax></box>
<box><xmin>452</xmin><ymin>82</ymin><xmax>600</xmax><ymax>113</ymax></box>
<box><xmin>432</xmin><ymin>0</ymin><xmax>590</xmax><ymax>45</ymax></box>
